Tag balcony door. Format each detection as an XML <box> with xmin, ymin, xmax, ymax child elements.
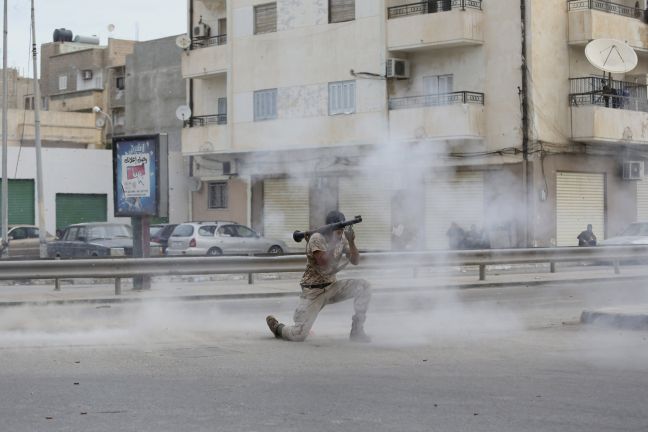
<box><xmin>423</xmin><ymin>74</ymin><xmax>454</xmax><ymax>95</ymax></box>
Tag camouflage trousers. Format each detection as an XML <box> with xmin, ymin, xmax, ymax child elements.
<box><xmin>280</xmin><ymin>278</ymin><xmax>371</xmax><ymax>342</ymax></box>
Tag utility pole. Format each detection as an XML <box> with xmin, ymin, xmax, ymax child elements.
<box><xmin>32</xmin><ymin>0</ymin><xmax>46</xmax><ymax>258</ymax></box>
<box><xmin>1</xmin><ymin>0</ymin><xmax>9</xmax><ymax>257</ymax></box>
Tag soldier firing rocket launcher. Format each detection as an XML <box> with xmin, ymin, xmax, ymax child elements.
<box><xmin>292</xmin><ymin>215</ymin><xmax>362</xmax><ymax>243</ymax></box>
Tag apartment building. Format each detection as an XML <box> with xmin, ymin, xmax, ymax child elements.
<box><xmin>181</xmin><ymin>0</ymin><xmax>648</xmax><ymax>250</ymax></box>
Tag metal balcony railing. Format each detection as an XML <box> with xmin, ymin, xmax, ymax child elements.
<box><xmin>567</xmin><ymin>0</ymin><xmax>644</xmax><ymax>20</ymax></box>
<box><xmin>191</xmin><ymin>34</ymin><xmax>227</xmax><ymax>49</ymax></box>
<box><xmin>388</xmin><ymin>0</ymin><xmax>482</xmax><ymax>19</ymax></box>
<box><xmin>184</xmin><ymin>114</ymin><xmax>227</xmax><ymax>127</ymax></box>
<box><xmin>569</xmin><ymin>76</ymin><xmax>648</xmax><ymax>112</ymax></box>
<box><xmin>389</xmin><ymin>91</ymin><xmax>485</xmax><ymax>110</ymax></box>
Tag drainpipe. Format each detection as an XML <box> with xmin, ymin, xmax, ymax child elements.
<box><xmin>520</xmin><ymin>0</ymin><xmax>531</xmax><ymax>247</ymax></box>
<box><xmin>188</xmin><ymin>0</ymin><xmax>194</xmax><ymax>221</ymax></box>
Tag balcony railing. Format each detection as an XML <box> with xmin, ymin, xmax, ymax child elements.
<box><xmin>191</xmin><ymin>34</ymin><xmax>227</xmax><ymax>49</ymax></box>
<box><xmin>388</xmin><ymin>0</ymin><xmax>482</xmax><ymax>19</ymax></box>
<box><xmin>184</xmin><ymin>114</ymin><xmax>227</xmax><ymax>127</ymax></box>
<box><xmin>569</xmin><ymin>77</ymin><xmax>648</xmax><ymax>112</ymax></box>
<box><xmin>389</xmin><ymin>91</ymin><xmax>485</xmax><ymax>110</ymax></box>
<box><xmin>567</xmin><ymin>0</ymin><xmax>644</xmax><ymax>20</ymax></box>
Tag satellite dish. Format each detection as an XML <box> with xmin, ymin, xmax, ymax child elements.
<box><xmin>585</xmin><ymin>39</ymin><xmax>638</xmax><ymax>74</ymax></box>
<box><xmin>187</xmin><ymin>176</ymin><xmax>202</xmax><ymax>192</ymax></box>
<box><xmin>176</xmin><ymin>105</ymin><xmax>192</xmax><ymax>121</ymax></box>
<box><xmin>107</xmin><ymin>24</ymin><xmax>115</xmax><ymax>32</ymax></box>
<box><xmin>95</xmin><ymin>117</ymin><xmax>106</xmax><ymax>128</ymax></box>
<box><xmin>175</xmin><ymin>34</ymin><xmax>192</xmax><ymax>50</ymax></box>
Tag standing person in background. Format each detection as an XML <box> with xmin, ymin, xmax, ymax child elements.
<box><xmin>266</xmin><ymin>210</ymin><xmax>372</xmax><ymax>343</ymax></box>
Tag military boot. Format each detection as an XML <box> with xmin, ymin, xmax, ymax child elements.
<box><xmin>266</xmin><ymin>315</ymin><xmax>284</xmax><ymax>339</ymax></box>
<box><xmin>350</xmin><ymin>317</ymin><xmax>371</xmax><ymax>343</ymax></box>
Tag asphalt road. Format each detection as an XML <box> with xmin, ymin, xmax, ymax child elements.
<box><xmin>1</xmin><ymin>279</ymin><xmax>647</xmax><ymax>431</ymax></box>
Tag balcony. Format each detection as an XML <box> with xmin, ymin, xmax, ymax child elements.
<box><xmin>570</xmin><ymin>77</ymin><xmax>648</xmax><ymax>145</ymax></box>
<box><xmin>388</xmin><ymin>91</ymin><xmax>485</xmax><ymax>141</ymax></box>
<box><xmin>568</xmin><ymin>1</ymin><xmax>648</xmax><ymax>51</ymax></box>
<box><xmin>387</xmin><ymin>0</ymin><xmax>484</xmax><ymax>51</ymax></box>
<box><xmin>181</xmin><ymin>114</ymin><xmax>229</xmax><ymax>154</ymax></box>
<box><xmin>181</xmin><ymin>34</ymin><xmax>228</xmax><ymax>79</ymax></box>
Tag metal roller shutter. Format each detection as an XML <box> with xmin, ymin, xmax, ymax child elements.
<box><xmin>254</xmin><ymin>3</ymin><xmax>277</xmax><ymax>34</ymax></box>
<box><xmin>338</xmin><ymin>177</ymin><xmax>391</xmax><ymax>251</ymax></box>
<box><xmin>329</xmin><ymin>0</ymin><xmax>355</xmax><ymax>22</ymax></box>
<box><xmin>556</xmin><ymin>172</ymin><xmax>605</xmax><ymax>247</ymax></box>
<box><xmin>424</xmin><ymin>172</ymin><xmax>484</xmax><ymax>249</ymax></box>
<box><xmin>637</xmin><ymin>180</ymin><xmax>648</xmax><ymax>221</ymax></box>
<box><xmin>263</xmin><ymin>178</ymin><xmax>309</xmax><ymax>252</ymax></box>
<box><xmin>0</xmin><ymin>179</ymin><xmax>35</xmax><ymax>224</ymax></box>
<box><xmin>55</xmin><ymin>193</ymin><xmax>108</xmax><ymax>230</ymax></box>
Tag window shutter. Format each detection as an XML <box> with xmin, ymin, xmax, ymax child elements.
<box><xmin>254</xmin><ymin>89</ymin><xmax>277</xmax><ymax>120</ymax></box>
<box><xmin>439</xmin><ymin>75</ymin><xmax>454</xmax><ymax>94</ymax></box>
<box><xmin>329</xmin><ymin>0</ymin><xmax>355</xmax><ymax>23</ymax></box>
<box><xmin>255</xmin><ymin>3</ymin><xmax>277</xmax><ymax>34</ymax></box>
<box><xmin>329</xmin><ymin>81</ymin><xmax>355</xmax><ymax>115</ymax></box>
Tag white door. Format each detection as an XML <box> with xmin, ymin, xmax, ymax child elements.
<box><xmin>556</xmin><ymin>172</ymin><xmax>605</xmax><ymax>246</ymax></box>
<box><xmin>263</xmin><ymin>178</ymin><xmax>309</xmax><ymax>252</ymax></box>
<box><xmin>637</xmin><ymin>180</ymin><xmax>648</xmax><ymax>221</ymax></box>
<box><xmin>338</xmin><ymin>177</ymin><xmax>392</xmax><ymax>251</ymax></box>
<box><xmin>424</xmin><ymin>171</ymin><xmax>485</xmax><ymax>249</ymax></box>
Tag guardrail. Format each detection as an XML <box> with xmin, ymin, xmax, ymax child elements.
<box><xmin>0</xmin><ymin>246</ymin><xmax>645</xmax><ymax>296</ymax></box>
<box><xmin>389</xmin><ymin>91</ymin><xmax>485</xmax><ymax>110</ymax></box>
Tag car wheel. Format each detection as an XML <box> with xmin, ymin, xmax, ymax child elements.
<box><xmin>207</xmin><ymin>247</ymin><xmax>223</xmax><ymax>256</ymax></box>
<box><xmin>267</xmin><ymin>245</ymin><xmax>284</xmax><ymax>255</ymax></box>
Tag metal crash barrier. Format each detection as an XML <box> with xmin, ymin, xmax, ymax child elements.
<box><xmin>0</xmin><ymin>246</ymin><xmax>646</xmax><ymax>296</ymax></box>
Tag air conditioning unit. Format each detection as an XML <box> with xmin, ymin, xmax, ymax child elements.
<box><xmin>82</xmin><ymin>69</ymin><xmax>93</xmax><ymax>80</ymax></box>
<box><xmin>386</xmin><ymin>58</ymin><xmax>410</xmax><ymax>79</ymax></box>
<box><xmin>623</xmin><ymin>161</ymin><xmax>644</xmax><ymax>180</ymax></box>
<box><xmin>222</xmin><ymin>160</ymin><xmax>237</xmax><ymax>176</ymax></box>
<box><xmin>193</xmin><ymin>17</ymin><xmax>211</xmax><ymax>38</ymax></box>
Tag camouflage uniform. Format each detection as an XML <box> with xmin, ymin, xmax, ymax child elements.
<box><xmin>278</xmin><ymin>232</ymin><xmax>371</xmax><ymax>342</ymax></box>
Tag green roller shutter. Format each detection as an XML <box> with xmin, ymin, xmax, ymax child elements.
<box><xmin>56</xmin><ymin>193</ymin><xmax>107</xmax><ymax>230</ymax></box>
<box><xmin>0</xmin><ymin>179</ymin><xmax>35</xmax><ymax>224</ymax></box>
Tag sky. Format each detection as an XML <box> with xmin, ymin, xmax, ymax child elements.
<box><xmin>1</xmin><ymin>0</ymin><xmax>187</xmax><ymax>76</ymax></box>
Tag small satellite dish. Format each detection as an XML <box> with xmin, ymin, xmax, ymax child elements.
<box><xmin>585</xmin><ymin>39</ymin><xmax>638</xmax><ymax>74</ymax></box>
<box><xmin>187</xmin><ymin>176</ymin><xmax>202</xmax><ymax>192</ymax></box>
<box><xmin>95</xmin><ymin>117</ymin><xmax>106</xmax><ymax>128</ymax></box>
<box><xmin>107</xmin><ymin>24</ymin><xmax>115</xmax><ymax>32</ymax></box>
<box><xmin>175</xmin><ymin>34</ymin><xmax>192</xmax><ymax>50</ymax></box>
<box><xmin>176</xmin><ymin>105</ymin><xmax>192</xmax><ymax>121</ymax></box>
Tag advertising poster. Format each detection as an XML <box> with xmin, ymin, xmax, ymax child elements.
<box><xmin>113</xmin><ymin>135</ymin><xmax>159</xmax><ymax>216</ymax></box>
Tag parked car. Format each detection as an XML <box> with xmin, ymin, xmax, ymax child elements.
<box><xmin>599</xmin><ymin>222</ymin><xmax>648</xmax><ymax>246</ymax></box>
<box><xmin>47</xmin><ymin>222</ymin><xmax>162</xmax><ymax>258</ymax></box>
<box><xmin>166</xmin><ymin>221</ymin><xmax>287</xmax><ymax>256</ymax></box>
<box><xmin>1</xmin><ymin>225</ymin><xmax>54</xmax><ymax>259</ymax></box>
<box><xmin>149</xmin><ymin>223</ymin><xmax>178</xmax><ymax>253</ymax></box>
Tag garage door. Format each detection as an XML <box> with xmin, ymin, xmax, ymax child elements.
<box><xmin>424</xmin><ymin>171</ymin><xmax>485</xmax><ymax>249</ymax></box>
<box><xmin>0</xmin><ymin>179</ymin><xmax>35</xmax><ymax>224</ymax></box>
<box><xmin>56</xmin><ymin>193</ymin><xmax>107</xmax><ymax>230</ymax></box>
<box><xmin>339</xmin><ymin>177</ymin><xmax>391</xmax><ymax>251</ymax></box>
<box><xmin>637</xmin><ymin>180</ymin><xmax>648</xmax><ymax>221</ymax></box>
<box><xmin>263</xmin><ymin>178</ymin><xmax>309</xmax><ymax>251</ymax></box>
<box><xmin>556</xmin><ymin>172</ymin><xmax>605</xmax><ymax>247</ymax></box>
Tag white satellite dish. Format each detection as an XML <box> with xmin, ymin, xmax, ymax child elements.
<box><xmin>585</xmin><ymin>39</ymin><xmax>638</xmax><ymax>74</ymax></box>
<box><xmin>107</xmin><ymin>24</ymin><xmax>115</xmax><ymax>33</ymax></box>
<box><xmin>175</xmin><ymin>105</ymin><xmax>192</xmax><ymax>121</ymax></box>
<box><xmin>95</xmin><ymin>117</ymin><xmax>106</xmax><ymax>128</ymax></box>
<box><xmin>187</xmin><ymin>176</ymin><xmax>202</xmax><ymax>192</ymax></box>
<box><xmin>175</xmin><ymin>34</ymin><xmax>192</xmax><ymax>50</ymax></box>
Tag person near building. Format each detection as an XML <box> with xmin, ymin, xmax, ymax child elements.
<box><xmin>446</xmin><ymin>222</ymin><xmax>465</xmax><ymax>249</ymax></box>
<box><xmin>266</xmin><ymin>210</ymin><xmax>372</xmax><ymax>343</ymax></box>
<box><xmin>577</xmin><ymin>224</ymin><xmax>597</xmax><ymax>246</ymax></box>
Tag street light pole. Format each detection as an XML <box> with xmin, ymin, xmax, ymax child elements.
<box><xmin>93</xmin><ymin>106</ymin><xmax>113</xmax><ymax>147</ymax></box>
<box><xmin>1</xmin><ymin>0</ymin><xmax>9</xmax><ymax>257</ymax></box>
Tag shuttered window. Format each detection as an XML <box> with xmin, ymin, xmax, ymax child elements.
<box><xmin>263</xmin><ymin>178</ymin><xmax>309</xmax><ymax>251</ymax></box>
<box><xmin>254</xmin><ymin>88</ymin><xmax>278</xmax><ymax>121</ymax></box>
<box><xmin>329</xmin><ymin>0</ymin><xmax>355</xmax><ymax>23</ymax></box>
<box><xmin>329</xmin><ymin>80</ymin><xmax>356</xmax><ymax>115</ymax></box>
<box><xmin>55</xmin><ymin>193</ymin><xmax>107</xmax><ymax>230</ymax></box>
<box><xmin>254</xmin><ymin>3</ymin><xmax>277</xmax><ymax>34</ymax></box>
<box><xmin>555</xmin><ymin>172</ymin><xmax>605</xmax><ymax>247</ymax></box>
<box><xmin>0</xmin><ymin>179</ymin><xmax>35</xmax><ymax>225</ymax></box>
<box><xmin>208</xmin><ymin>182</ymin><xmax>228</xmax><ymax>209</ymax></box>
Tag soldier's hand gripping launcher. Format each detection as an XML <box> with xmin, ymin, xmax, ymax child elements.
<box><xmin>293</xmin><ymin>215</ymin><xmax>363</xmax><ymax>243</ymax></box>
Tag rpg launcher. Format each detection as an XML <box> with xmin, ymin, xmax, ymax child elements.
<box><xmin>293</xmin><ymin>215</ymin><xmax>362</xmax><ymax>243</ymax></box>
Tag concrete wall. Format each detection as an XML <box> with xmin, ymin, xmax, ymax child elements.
<box><xmin>0</xmin><ymin>69</ymin><xmax>34</xmax><ymax>109</ymax></box>
<box><xmin>191</xmin><ymin>176</ymin><xmax>248</xmax><ymax>223</ymax></box>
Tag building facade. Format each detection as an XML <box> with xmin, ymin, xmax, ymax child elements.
<box><xmin>181</xmin><ymin>0</ymin><xmax>648</xmax><ymax>250</ymax></box>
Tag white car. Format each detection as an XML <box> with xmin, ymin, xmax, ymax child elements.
<box><xmin>599</xmin><ymin>223</ymin><xmax>648</xmax><ymax>246</ymax></box>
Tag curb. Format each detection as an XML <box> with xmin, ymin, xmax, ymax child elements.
<box><xmin>580</xmin><ymin>309</ymin><xmax>648</xmax><ymax>330</ymax></box>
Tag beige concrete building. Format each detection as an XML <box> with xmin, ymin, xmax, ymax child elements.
<box><xmin>181</xmin><ymin>0</ymin><xmax>648</xmax><ymax>250</ymax></box>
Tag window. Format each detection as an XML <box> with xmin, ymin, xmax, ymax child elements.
<box><xmin>24</xmin><ymin>97</ymin><xmax>32</xmax><ymax>110</ymax></box>
<box><xmin>329</xmin><ymin>0</ymin><xmax>355</xmax><ymax>23</ymax></box>
<box><xmin>198</xmin><ymin>225</ymin><xmax>217</xmax><ymax>236</ymax></box>
<box><xmin>172</xmin><ymin>225</ymin><xmax>194</xmax><ymax>237</ymax></box>
<box><xmin>423</xmin><ymin>74</ymin><xmax>454</xmax><ymax>95</ymax></box>
<box><xmin>254</xmin><ymin>3</ymin><xmax>277</xmax><ymax>34</ymax></box>
<box><xmin>208</xmin><ymin>182</ymin><xmax>228</xmax><ymax>209</ymax></box>
<box><xmin>329</xmin><ymin>80</ymin><xmax>356</xmax><ymax>115</ymax></box>
<box><xmin>58</xmin><ymin>75</ymin><xmax>68</xmax><ymax>91</ymax></box>
<box><xmin>234</xmin><ymin>225</ymin><xmax>257</xmax><ymax>238</ymax></box>
<box><xmin>254</xmin><ymin>89</ymin><xmax>278</xmax><ymax>121</ymax></box>
<box><xmin>116</xmin><ymin>76</ymin><xmax>125</xmax><ymax>90</ymax></box>
<box><xmin>113</xmin><ymin>110</ymin><xmax>126</xmax><ymax>127</ymax></box>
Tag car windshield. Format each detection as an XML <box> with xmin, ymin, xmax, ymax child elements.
<box><xmin>620</xmin><ymin>223</ymin><xmax>648</xmax><ymax>236</ymax></box>
<box><xmin>87</xmin><ymin>225</ymin><xmax>132</xmax><ymax>240</ymax></box>
<box><xmin>150</xmin><ymin>226</ymin><xmax>163</xmax><ymax>237</ymax></box>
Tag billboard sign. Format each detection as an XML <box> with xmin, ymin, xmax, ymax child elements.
<box><xmin>113</xmin><ymin>135</ymin><xmax>160</xmax><ymax>217</ymax></box>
